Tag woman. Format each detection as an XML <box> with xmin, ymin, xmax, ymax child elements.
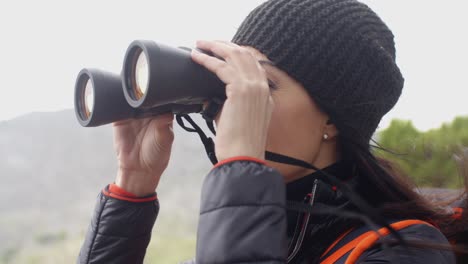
<box><xmin>78</xmin><ymin>0</ymin><xmax>467</xmax><ymax>263</ymax></box>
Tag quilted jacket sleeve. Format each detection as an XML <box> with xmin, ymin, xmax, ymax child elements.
<box><xmin>77</xmin><ymin>186</ymin><xmax>159</xmax><ymax>264</ymax></box>
<box><xmin>196</xmin><ymin>159</ymin><xmax>288</xmax><ymax>264</ymax></box>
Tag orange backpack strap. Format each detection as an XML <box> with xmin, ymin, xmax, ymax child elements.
<box><xmin>320</xmin><ymin>219</ymin><xmax>432</xmax><ymax>264</ymax></box>
<box><xmin>452</xmin><ymin>207</ymin><xmax>463</xmax><ymax>220</ymax></box>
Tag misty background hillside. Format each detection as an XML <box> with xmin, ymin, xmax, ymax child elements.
<box><xmin>0</xmin><ymin>110</ymin><xmax>213</xmax><ymax>263</ymax></box>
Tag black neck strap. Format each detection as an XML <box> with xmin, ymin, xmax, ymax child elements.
<box><xmin>265</xmin><ymin>151</ymin><xmax>317</xmax><ymax>170</ymax></box>
<box><xmin>176</xmin><ymin>114</ymin><xmax>218</xmax><ymax>165</ymax></box>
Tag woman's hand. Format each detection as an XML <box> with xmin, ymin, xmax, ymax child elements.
<box><xmin>191</xmin><ymin>40</ymin><xmax>274</xmax><ymax>161</ymax></box>
<box><xmin>113</xmin><ymin>113</ymin><xmax>174</xmax><ymax>196</ymax></box>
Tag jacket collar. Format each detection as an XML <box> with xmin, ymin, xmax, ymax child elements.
<box><xmin>285</xmin><ymin>161</ymin><xmax>357</xmax><ymax>263</ymax></box>
<box><xmin>286</xmin><ymin>162</ymin><xmax>348</xmax><ymax>202</ymax></box>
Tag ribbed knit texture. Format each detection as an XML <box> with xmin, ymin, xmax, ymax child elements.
<box><xmin>232</xmin><ymin>0</ymin><xmax>404</xmax><ymax>145</ymax></box>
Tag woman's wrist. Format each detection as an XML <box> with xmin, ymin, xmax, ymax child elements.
<box><xmin>216</xmin><ymin>140</ymin><xmax>266</xmax><ymax>162</ymax></box>
<box><xmin>115</xmin><ymin>168</ymin><xmax>160</xmax><ymax>197</ymax></box>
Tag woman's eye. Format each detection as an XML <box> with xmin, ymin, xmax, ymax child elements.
<box><xmin>268</xmin><ymin>79</ymin><xmax>278</xmax><ymax>90</ymax></box>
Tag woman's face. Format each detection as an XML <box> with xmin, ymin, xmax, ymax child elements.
<box><xmin>216</xmin><ymin>46</ymin><xmax>340</xmax><ymax>182</ymax></box>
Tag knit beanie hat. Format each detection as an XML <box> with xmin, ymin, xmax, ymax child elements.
<box><xmin>232</xmin><ymin>0</ymin><xmax>404</xmax><ymax>145</ymax></box>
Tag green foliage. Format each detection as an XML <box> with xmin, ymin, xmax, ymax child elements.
<box><xmin>376</xmin><ymin>116</ymin><xmax>468</xmax><ymax>188</ymax></box>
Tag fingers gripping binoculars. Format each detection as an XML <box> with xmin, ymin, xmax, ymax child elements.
<box><xmin>74</xmin><ymin>40</ymin><xmax>226</xmax><ymax>127</ymax></box>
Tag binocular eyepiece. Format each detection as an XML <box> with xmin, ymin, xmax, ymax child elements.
<box><xmin>74</xmin><ymin>40</ymin><xmax>226</xmax><ymax>127</ymax></box>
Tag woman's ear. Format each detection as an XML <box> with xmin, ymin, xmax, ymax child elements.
<box><xmin>323</xmin><ymin>119</ymin><xmax>339</xmax><ymax>140</ymax></box>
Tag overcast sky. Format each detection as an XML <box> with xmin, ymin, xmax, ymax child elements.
<box><xmin>0</xmin><ymin>0</ymin><xmax>466</xmax><ymax>131</ymax></box>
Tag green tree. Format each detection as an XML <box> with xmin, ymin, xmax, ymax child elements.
<box><xmin>376</xmin><ymin>116</ymin><xmax>468</xmax><ymax>188</ymax></box>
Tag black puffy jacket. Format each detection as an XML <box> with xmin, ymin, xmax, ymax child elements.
<box><xmin>77</xmin><ymin>158</ymin><xmax>456</xmax><ymax>263</ymax></box>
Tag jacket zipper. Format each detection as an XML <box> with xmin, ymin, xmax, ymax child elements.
<box><xmin>287</xmin><ymin>179</ymin><xmax>319</xmax><ymax>263</ymax></box>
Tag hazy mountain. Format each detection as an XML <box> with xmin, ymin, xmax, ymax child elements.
<box><xmin>0</xmin><ymin>109</ymin><xmax>213</xmax><ymax>253</ymax></box>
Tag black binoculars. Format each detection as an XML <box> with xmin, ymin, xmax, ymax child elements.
<box><xmin>74</xmin><ymin>40</ymin><xmax>226</xmax><ymax>127</ymax></box>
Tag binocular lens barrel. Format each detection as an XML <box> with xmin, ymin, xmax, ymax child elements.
<box><xmin>75</xmin><ymin>40</ymin><xmax>227</xmax><ymax>127</ymax></box>
<box><xmin>122</xmin><ymin>40</ymin><xmax>226</xmax><ymax>109</ymax></box>
<box><xmin>74</xmin><ymin>69</ymin><xmax>136</xmax><ymax>127</ymax></box>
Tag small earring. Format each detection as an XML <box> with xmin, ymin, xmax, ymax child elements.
<box><xmin>323</xmin><ymin>134</ymin><xmax>329</xmax><ymax>140</ymax></box>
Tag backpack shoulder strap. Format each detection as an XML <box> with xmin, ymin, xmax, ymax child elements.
<box><xmin>452</xmin><ymin>207</ymin><xmax>463</xmax><ymax>220</ymax></box>
<box><xmin>320</xmin><ymin>219</ymin><xmax>432</xmax><ymax>264</ymax></box>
